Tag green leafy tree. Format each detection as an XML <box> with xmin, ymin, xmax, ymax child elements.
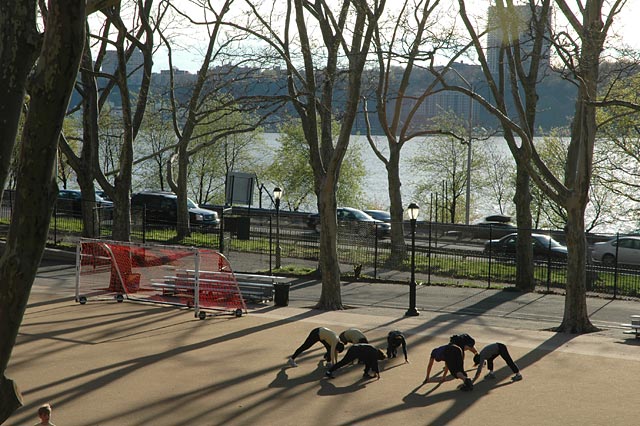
<box><xmin>411</xmin><ymin>113</ymin><xmax>487</xmax><ymax>223</ymax></box>
<box><xmin>189</xmin><ymin>110</ymin><xmax>262</xmax><ymax>206</ymax></box>
<box><xmin>478</xmin><ymin>142</ymin><xmax>516</xmax><ymax>218</ymax></box>
<box><xmin>135</xmin><ymin>99</ymin><xmax>175</xmax><ymax>192</ymax></box>
<box><xmin>596</xmin><ymin>73</ymin><xmax>640</xmax><ymax>229</ymax></box>
<box><xmin>265</xmin><ymin>120</ymin><xmax>365</xmax><ymax>211</ymax></box>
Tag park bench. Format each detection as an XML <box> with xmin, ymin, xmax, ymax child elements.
<box><xmin>234</xmin><ymin>273</ymin><xmax>287</xmax><ymax>303</ymax></box>
<box><xmin>620</xmin><ymin>315</ymin><xmax>640</xmax><ymax>338</ymax></box>
<box><xmin>150</xmin><ymin>270</ymin><xmax>286</xmax><ymax>304</ymax></box>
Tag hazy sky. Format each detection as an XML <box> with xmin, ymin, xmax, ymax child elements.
<box><xmin>151</xmin><ymin>1</ymin><xmax>640</xmax><ymax>73</ymax></box>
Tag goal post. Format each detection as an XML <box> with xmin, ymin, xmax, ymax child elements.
<box><xmin>76</xmin><ymin>238</ymin><xmax>247</xmax><ymax>318</ymax></box>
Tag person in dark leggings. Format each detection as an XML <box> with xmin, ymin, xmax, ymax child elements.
<box><xmin>325</xmin><ymin>344</ymin><xmax>386</xmax><ymax>379</ymax></box>
<box><xmin>386</xmin><ymin>330</ymin><xmax>408</xmax><ymax>362</ymax></box>
<box><xmin>288</xmin><ymin>327</ymin><xmax>345</xmax><ymax>367</ymax></box>
<box><xmin>472</xmin><ymin>342</ymin><xmax>522</xmax><ymax>382</ymax></box>
<box><xmin>423</xmin><ymin>344</ymin><xmax>473</xmax><ymax>391</ymax></box>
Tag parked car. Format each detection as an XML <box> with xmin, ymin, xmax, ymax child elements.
<box><xmin>307</xmin><ymin>207</ymin><xmax>391</xmax><ymax>238</ymax></box>
<box><xmin>591</xmin><ymin>236</ymin><xmax>640</xmax><ymax>266</ymax></box>
<box><xmin>56</xmin><ymin>189</ymin><xmax>113</xmax><ymax>218</ymax></box>
<box><xmin>363</xmin><ymin>209</ymin><xmax>391</xmax><ymax>223</ymax></box>
<box><xmin>131</xmin><ymin>191</ymin><xmax>220</xmax><ymax>231</ymax></box>
<box><xmin>484</xmin><ymin>232</ymin><xmax>568</xmax><ymax>260</ymax></box>
<box><xmin>95</xmin><ymin>190</ymin><xmax>112</xmax><ymax>202</ymax></box>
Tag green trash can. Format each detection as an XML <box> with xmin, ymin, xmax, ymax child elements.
<box><xmin>273</xmin><ymin>282</ymin><xmax>290</xmax><ymax>307</ymax></box>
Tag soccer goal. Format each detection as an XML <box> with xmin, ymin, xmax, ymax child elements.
<box><xmin>76</xmin><ymin>238</ymin><xmax>247</xmax><ymax>319</ymax></box>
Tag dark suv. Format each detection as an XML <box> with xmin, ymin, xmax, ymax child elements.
<box><xmin>131</xmin><ymin>191</ymin><xmax>220</xmax><ymax>231</ymax></box>
<box><xmin>57</xmin><ymin>189</ymin><xmax>113</xmax><ymax>218</ymax></box>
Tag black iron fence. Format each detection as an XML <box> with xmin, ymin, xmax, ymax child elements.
<box><xmin>2</xmin><ymin>198</ymin><xmax>639</xmax><ymax>298</ymax></box>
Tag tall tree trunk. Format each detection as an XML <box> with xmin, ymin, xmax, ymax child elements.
<box><xmin>387</xmin><ymin>145</ymin><xmax>407</xmax><ymax>263</ymax></box>
<box><xmin>514</xmin><ymin>165</ymin><xmax>534</xmax><ymax>291</ymax></box>
<box><xmin>316</xmin><ymin>183</ymin><xmax>342</xmax><ymax>309</ymax></box>
<box><xmin>0</xmin><ymin>2</ymin><xmax>39</xmax><ymax>197</ymax></box>
<box><xmin>559</xmin><ymin>204</ymin><xmax>596</xmax><ymax>333</ymax></box>
<box><xmin>176</xmin><ymin>144</ymin><xmax>191</xmax><ymax>239</ymax></box>
<box><xmin>0</xmin><ymin>0</ymin><xmax>85</xmax><ymax>421</ymax></box>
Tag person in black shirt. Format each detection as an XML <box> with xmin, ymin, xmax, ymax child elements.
<box><xmin>325</xmin><ymin>344</ymin><xmax>386</xmax><ymax>379</ymax></box>
<box><xmin>423</xmin><ymin>344</ymin><xmax>473</xmax><ymax>391</ymax></box>
<box><xmin>449</xmin><ymin>333</ymin><xmax>478</xmax><ymax>360</ymax></box>
<box><xmin>386</xmin><ymin>330</ymin><xmax>408</xmax><ymax>362</ymax></box>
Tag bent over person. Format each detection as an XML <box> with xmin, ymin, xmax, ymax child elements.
<box><xmin>423</xmin><ymin>344</ymin><xmax>474</xmax><ymax>391</ymax></box>
<box><xmin>472</xmin><ymin>342</ymin><xmax>522</xmax><ymax>383</ymax></box>
<box><xmin>339</xmin><ymin>328</ymin><xmax>369</xmax><ymax>344</ymax></box>
<box><xmin>325</xmin><ymin>344</ymin><xmax>386</xmax><ymax>379</ymax></box>
<box><xmin>288</xmin><ymin>327</ymin><xmax>345</xmax><ymax>367</ymax></box>
<box><xmin>449</xmin><ymin>333</ymin><xmax>478</xmax><ymax>359</ymax></box>
<box><xmin>386</xmin><ymin>330</ymin><xmax>408</xmax><ymax>362</ymax></box>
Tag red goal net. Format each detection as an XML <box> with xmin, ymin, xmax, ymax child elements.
<box><xmin>76</xmin><ymin>238</ymin><xmax>247</xmax><ymax>318</ymax></box>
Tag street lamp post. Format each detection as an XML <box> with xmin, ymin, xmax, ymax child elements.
<box><xmin>274</xmin><ymin>187</ymin><xmax>282</xmax><ymax>270</ymax></box>
<box><xmin>405</xmin><ymin>203</ymin><xmax>420</xmax><ymax>317</ymax></box>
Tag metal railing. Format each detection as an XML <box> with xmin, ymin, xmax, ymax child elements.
<box><xmin>2</xmin><ymin>201</ymin><xmax>639</xmax><ymax>298</ymax></box>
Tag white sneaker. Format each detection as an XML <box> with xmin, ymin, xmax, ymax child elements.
<box><xmin>288</xmin><ymin>357</ymin><xmax>298</xmax><ymax>367</ymax></box>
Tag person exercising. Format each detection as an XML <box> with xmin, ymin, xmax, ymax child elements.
<box><xmin>449</xmin><ymin>333</ymin><xmax>478</xmax><ymax>360</ymax></box>
<box><xmin>339</xmin><ymin>328</ymin><xmax>369</xmax><ymax>344</ymax></box>
<box><xmin>386</xmin><ymin>330</ymin><xmax>408</xmax><ymax>362</ymax></box>
<box><xmin>423</xmin><ymin>343</ymin><xmax>474</xmax><ymax>391</ymax></box>
<box><xmin>288</xmin><ymin>327</ymin><xmax>345</xmax><ymax>367</ymax></box>
<box><xmin>325</xmin><ymin>344</ymin><xmax>386</xmax><ymax>379</ymax></box>
<box><xmin>472</xmin><ymin>342</ymin><xmax>522</xmax><ymax>383</ymax></box>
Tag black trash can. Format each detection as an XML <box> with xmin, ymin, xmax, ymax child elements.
<box><xmin>273</xmin><ymin>282</ymin><xmax>290</xmax><ymax>307</ymax></box>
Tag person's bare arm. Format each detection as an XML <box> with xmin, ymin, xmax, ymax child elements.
<box><xmin>472</xmin><ymin>363</ymin><xmax>482</xmax><ymax>383</ymax></box>
<box><xmin>440</xmin><ymin>366</ymin><xmax>449</xmax><ymax>382</ymax></box>
<box><xmin>423</xmin><ymin>357</ymin><xmax>435</xmax><ymax>383</ymax></box>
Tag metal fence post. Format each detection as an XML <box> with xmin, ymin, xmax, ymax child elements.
<box><xmin>547</xmin><ymin>236</ymin><xmax>552</xmax><ymax>292</ymax></box>
<box><xmin>142</xmin><ymin>205</ymin><xmax>146</xmax><ymax>244</ymax></box>
<box><xmin>374</xmin><ymin>222</ymin><xmax>378</xmax><ymax>280</ymax></box>
<box><xmin>487</xmin><ymin>225</ymin><xmax>492</xmax><ymax>289</ymax></box>
<box><xmin>614</xmin><ymin>232</ymin><xmax>619</xmax><ymax>298</ymax></box>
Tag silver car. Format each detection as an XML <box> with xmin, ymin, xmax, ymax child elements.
<box><xmin>591</xmin><ymin>236</ymin><xmax>640</xmax><ymax>266</ymax></box>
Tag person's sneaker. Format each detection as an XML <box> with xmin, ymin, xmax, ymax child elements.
<box><xmin>460</xmin><ymin>378</ymin><xmax>474</xmax><ymax>391</ymax></box>
<box><xmin>512</xmin><ymin>373</ymin><xmax>523</xmax><ymax>381</ymax></box>
<box><xmin>288</xmin><ymin>357</ymin><xmax>298</xmax><ymax>367</ymax></box>
<box><xmin>484</xmin><ymin>372</ymin><xmax>496</xmax><ymax>380</ymax></box>
<box><xmin>325</xmin><ymin>371</ymin><xmax>334</xmax><ymax>379</ymax></box>
<box><xmin>325</xmin><ymin>362</ymin><xmax>333</xmax><ymax>368</ymax></box>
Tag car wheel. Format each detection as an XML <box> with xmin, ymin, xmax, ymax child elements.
<box><xmin>602</xmin><ymin>253</ymin><xmax>616</xmax><ymax>266</ymax></box>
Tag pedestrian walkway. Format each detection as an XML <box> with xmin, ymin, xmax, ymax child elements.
<box><xmin>5</xmin><ymin>257</ymin><xmax>640</xmax><ymax>425</ymax></box>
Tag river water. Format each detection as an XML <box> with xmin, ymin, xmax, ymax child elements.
<box><xmin>261</xmin><ymin>132</ymin><xmax>512</xmax><ymax>220</ymax></box>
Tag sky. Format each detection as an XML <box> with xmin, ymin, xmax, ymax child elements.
<box><xmin>145</xmin><ymin>1</ymin><xmax>640</xmax><ymax>74</ymax></box>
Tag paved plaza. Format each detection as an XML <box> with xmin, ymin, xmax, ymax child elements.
<box><xmin>5</xmin><ymin>259</ymin><xmax>640</xmax><ymax>425</ymax></box>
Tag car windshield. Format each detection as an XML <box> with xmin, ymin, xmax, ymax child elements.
<box><xmin>535</xmin><ymin>235</ymin><xmax>562</xmax><ymax>248</ymax></box>
<box><xmin>187</xmin><ymin>198</ymin><xmax>197</xmax><ymax>208</ymax></box>
<box><xmin>351</xmin><ymin>210</ymin><xmax>373</xmax><ymax>220</ymax></box>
